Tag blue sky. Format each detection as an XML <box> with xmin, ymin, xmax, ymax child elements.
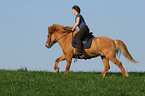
<box><xmin>0</xmin><ymin>0</ymin><xmax>145</xmax><ymax>72</ymax></box>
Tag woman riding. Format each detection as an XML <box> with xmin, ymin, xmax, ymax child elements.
<box><xmin>72</xmin><ymin>5</ymin><xmax>90</xmax><ymax>56</ymax></box>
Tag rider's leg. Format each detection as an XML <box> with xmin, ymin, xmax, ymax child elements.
<box><xmin>75</xmin><ymin>25</ymin><xmax>89</xmax><ymax>55</ymax></box>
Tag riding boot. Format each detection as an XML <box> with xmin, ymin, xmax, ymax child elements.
<box><xmin>75</xmin><ymin>49</ymin><xmax>82</xmax><ymax>56</ymax></box>
<box><xmin>75</xmin><ymin>52</ymin><xmax>82</xmax><ymax>56</ymax></box>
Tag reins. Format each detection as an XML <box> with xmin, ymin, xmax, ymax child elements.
<box><xmin>46</xmin><ymin>31</ymin><xmax>73</xmax><ymax>44</ymax></box>
<box><xmin>54</xmin><ymin>31</ymin><xmax>73</xmax><ymax>43</ymax></box>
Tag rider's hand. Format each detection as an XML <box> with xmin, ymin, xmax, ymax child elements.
<box><xmin>72</xmin><ymin>28</ymin><xmax>75</xmax><ymax>32</ymax></box>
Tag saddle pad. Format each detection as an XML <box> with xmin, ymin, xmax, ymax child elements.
<box><xmin>72</xmin><ymin>33</ymin><xmax>94</xmax><ymax>49</ymax></box>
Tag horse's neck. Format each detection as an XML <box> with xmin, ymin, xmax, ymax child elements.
<box><xmin>56</xmin><ymin>31</ymin><xmax>77</xmax><ymax>49</ymax></box>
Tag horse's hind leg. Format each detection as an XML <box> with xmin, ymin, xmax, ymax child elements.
<box><xmin>100</xmin><ymin>56</ymin><xmax>110</xmax><ymax>77</ymax></box>
<box><xmin>54</xmin><ymin>55</ymin><xmax>66</xmax><ymax>73</ymax></box>
<box><xmin>109</xmin><ymin>57</ymin><xmax>128</xmax><ymax>77</ymax></box>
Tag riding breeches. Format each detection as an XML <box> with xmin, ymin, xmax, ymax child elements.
<box><xmin>76</xmin><ymin>25</ymin><xmax>90</xmax><ymax>53</ymax></box>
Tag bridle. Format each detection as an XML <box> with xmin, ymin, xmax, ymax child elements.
<box><xmin>46</xmin><ymin>32</ymin><xmax>56</xmax><ymax>47</ymax></box>
<box><xmin>46</xmin><ymin>31</ymin><xmax>72</xmax><ymax>47</ymax></box>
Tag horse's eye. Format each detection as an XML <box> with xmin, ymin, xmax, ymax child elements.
<box><xmin>48</xmin><ymin>35</ymin><xmax>49</xmax><ymax>38</ymax></box>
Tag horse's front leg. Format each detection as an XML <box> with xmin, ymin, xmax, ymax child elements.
<box><xmin>64</xmin><ymin>57</ymin><xmax>72</xmax><ymax>74</ymax></box>
<box><xmin>54</xmin><ymin>55</ymin><xmax>66</xmax><ymax>73</ymax></box>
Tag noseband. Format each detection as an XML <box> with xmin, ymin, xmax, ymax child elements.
<box><xmin>46</xmin><ymin>33</ymin><xmax>57</xmax><ymax>47</ymax></box>
<box><xmin>46</xmin><ymin>31</ymin><xmax>72</xmax><ymax>46</ymax></box>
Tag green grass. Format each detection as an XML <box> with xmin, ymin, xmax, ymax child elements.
<box><xmin>0</xmin><ymin>70</ymin><xmax>145</xmax><ymax>96</ymax></box>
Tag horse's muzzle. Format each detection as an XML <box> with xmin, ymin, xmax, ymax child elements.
<box><xmin>45</xmin><ymin>41</ymin><xmax>57</xmax><ymax>48</ymax></box>
<box><xmin>45</xmin><ymin>43</ymin><xmax>51</xmax><ymax>48</ymax></box>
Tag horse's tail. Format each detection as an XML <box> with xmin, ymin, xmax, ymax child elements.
<box><xmin>114</xmin><ymin>39</ymin><xmax>137</xmax><ymax>63</ymax></box>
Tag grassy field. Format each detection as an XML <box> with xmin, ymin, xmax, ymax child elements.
<box><xmin>0</xmin><ymin>69</ymin><xmax>145</xmax><ymax>96</ymax></box>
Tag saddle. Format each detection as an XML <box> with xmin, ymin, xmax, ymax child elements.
<box><xmin>72</xmin><ymin>32</ymin><xmax>95</xmax><ymax>49</ymax></box>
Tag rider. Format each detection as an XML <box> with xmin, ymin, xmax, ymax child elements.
<box><xmin>72</xmin><ymin>5</ymin><xmax>90</xmax><ymax>56</ymax></box>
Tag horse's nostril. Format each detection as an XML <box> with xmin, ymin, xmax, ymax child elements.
<box><xmin>45</xmin><ymin>44</ymin><xmax>48</xmax><ymax>48</ymax></box>
<box><xmin>45</xmin><ymin>44</ymin><xmax>51</xmax><ymax>48</ymax></box>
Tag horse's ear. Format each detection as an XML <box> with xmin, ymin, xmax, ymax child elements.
<box><xmin>51</xmin><ymin>24</ymin><xmax>59</xmax><ymax>32</ymax></box>
<box><xmin>48</xmin><ymin>27</ymin><xmax>50</xmax><ymax>31</ymax></box>
<box><xmin>48</xmin><ymin>24</ymin><xmax>58</xmax><ymax>33</ymax></box>
<box><xmin>48</xmin><ymin>26</ymin><xmax>53</xmax><ymax>33</ymax></box>
<box><xmin>52</xmin><ymin>24</ymin><xmax>58</xmax><ymax>31</ymax></box>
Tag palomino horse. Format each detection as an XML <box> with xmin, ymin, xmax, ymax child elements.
<box><xmin>45</xmin><ymin>24</ymin><xmax>137</xmax><ymax>77</ymax></box>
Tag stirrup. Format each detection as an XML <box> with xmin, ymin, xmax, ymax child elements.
<box><xmin>74</xmin><ymin>55</ymin><xmax>79</xmax><ymax>63</ymax></box>
<box><xmin>75</xmin><ymin>52</ymin><xmax>82</xmax><ymax>56</ymax></box>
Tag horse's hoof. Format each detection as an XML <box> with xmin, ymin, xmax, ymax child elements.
<box><xmin>55</xmin><ymin>67</ymin><xmax>59</xmax><ymax>73</ymax></box>
<box><xmin>100</xmin><ymin>74</ymin><xmax>105</xmax><ymax>77</ymax></box>
<box><xmin>125</xmin><ymin>71</ymin><xmax>129</xmax><ymax>77</ymax></box>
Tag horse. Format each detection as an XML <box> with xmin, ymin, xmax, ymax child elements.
<box><xmin>45</xmin><ymin>24</ymin><xmax>137</xmax><ymax>77</ymax></box>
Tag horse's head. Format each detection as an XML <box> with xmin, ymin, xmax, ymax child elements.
<box><xmin>45</xmin><ymin>24</ymin><xmax>73</xmax><ymax>48</ymax></box>
<box><xmin>45</xmin><ymin>24</ymin><xmax>58</xmax><ymax>48</ymax></box>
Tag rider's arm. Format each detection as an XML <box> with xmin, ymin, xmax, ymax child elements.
<box><xmin>72</xmin><ymin>17</ymin><xmax>80</xmax><ymax>31</ymax></box>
